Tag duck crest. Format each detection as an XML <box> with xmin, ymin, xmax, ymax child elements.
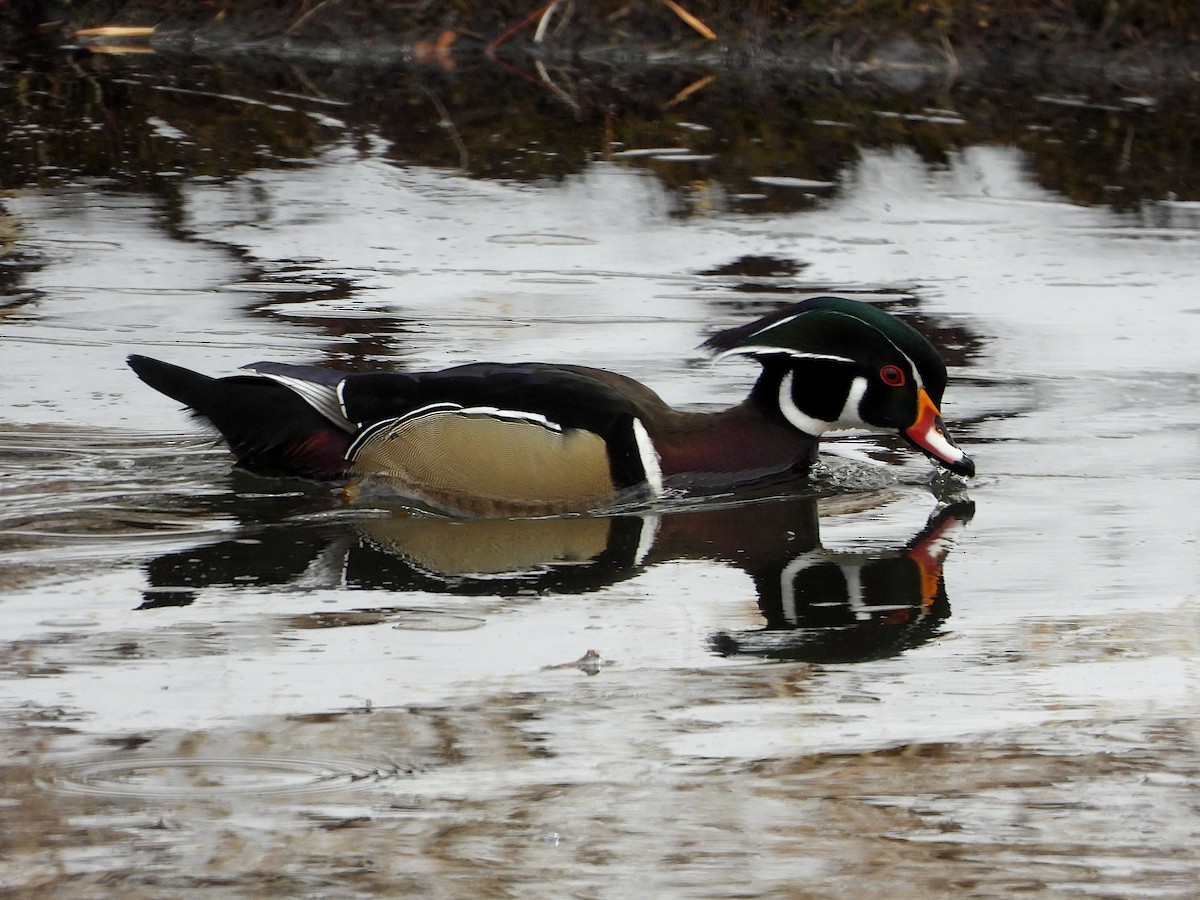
<box><xmin>704</xmin><ymin>296</ymin><xmax>950</xmax><ymax>403</ymax></box>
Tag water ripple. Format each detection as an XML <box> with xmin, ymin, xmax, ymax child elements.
<box><xmin>43</xmin><ymin>755</ymin><xmax>412</xmax><ymax>798</ymax></box>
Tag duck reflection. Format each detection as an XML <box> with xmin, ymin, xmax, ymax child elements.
<box><xmin>708</xmin><ymin>498</ymin><xmax>972</xmax><ymax>663</ymax></box>
<box><xmin>138</xmin><ymin>488</ymin><xmax>973</xmax><ymax>664</ymax></box>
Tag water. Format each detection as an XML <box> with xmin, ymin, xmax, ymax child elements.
<box><xmin>2</xmin><ymin>49</ymin><xmax>1199</xmax><ymax>896</ymax></box>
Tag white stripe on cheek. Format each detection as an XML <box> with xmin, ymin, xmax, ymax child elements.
<box><xmin>899</xmin><ymin>350</ymin><xmax>925</xmax><ymax>392</ymax></box>
<box><xmin>834</xmin><ymin>376</ymin><xmax>869</xmax><ymax>429</ymax></box>
<box><xmin>777</xmin><ymin>371</ymin><xmax>833</xmax><ymax>436</ymax></box>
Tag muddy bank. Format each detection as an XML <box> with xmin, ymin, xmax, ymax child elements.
<box><xmin>7</xmin><ymin>0</ymin><xmax>1200</xmax><ymax>86</ymax></box>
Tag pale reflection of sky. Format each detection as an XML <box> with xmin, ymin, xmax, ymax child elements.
<box><xmin>4</xmin><ymin>142</ymin><xmax>1199</xmax><ymax>739</ymax></box>
<box><xmin>10</xmin><ymin>144</ymin><xmax>1199</xmax><ymax>425</ymax></box>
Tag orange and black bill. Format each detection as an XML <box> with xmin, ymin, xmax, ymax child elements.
<box><xmin>904</xmin><ymin>389</ymin><xmax>974</xmax><ymax>478</ymax></box>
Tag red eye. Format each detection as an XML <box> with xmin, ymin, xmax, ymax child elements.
<box><xmin>880</xmin><ymin>364</ymin><xmax>906</xmax><ymax>387</ymax></box>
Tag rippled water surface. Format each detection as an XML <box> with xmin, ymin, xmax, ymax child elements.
<box><xmin>2</xmin><ymin>48</ymin><xmax>1199</xmax><ymax>896</ymax></box>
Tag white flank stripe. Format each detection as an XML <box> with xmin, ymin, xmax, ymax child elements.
<box><xmin>345</xmin><ymin>403</ymin><xmax>570</xmax><ymax>461</ymax></box>
<box><xmin>346</xmin><ymin>415</ymin><xmax>406</xmax><ymax>459</ymax></box>
<box><xmin>461</xmin><ymin>406</ymin><xmax>563</xmax><ymax>433</ymax></box>
<box><xmin>394</xmin><ymin>401</ymin><xmax>464</xmax><ymax>425</ymax></box>
<box><xmin>632</xmin><ymin>418</ymin><xmax>664</xmax><ymax>496</ymax></box>
<box><xmin>336</xmin><ymin>379</ymin><xmax>351</xmax><ymax>423</ymax></box>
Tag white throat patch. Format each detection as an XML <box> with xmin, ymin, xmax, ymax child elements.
<box><xmin>777</xmin><ymin>371</ymin><xmax>869</xmax><ymax>436</ymax></box>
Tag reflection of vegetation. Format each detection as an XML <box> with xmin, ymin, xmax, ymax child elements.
<box><xmin>15</xmin><ymin>0</ymin><xmax>1200</xmax><ymax>52</ymax></box>
<box><xmin>0</xmin><ymin>210</ymin><xmax>17</xmax><ymax>254</ymax></box>
<box><xmin>2</xmin><ymin>53</ymin><xmax>338</xmax><ymax>193</ymax></box>
<box><xmin>0</xmin><ymin>49</ymin><xmax>1196</xmax><ymax>215</ymax></box>
<box><xmin>783</xmin><ymin>0</ymin><xmax>1200</xmax><ymax>45</ymax></box>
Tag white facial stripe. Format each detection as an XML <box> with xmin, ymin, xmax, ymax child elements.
<box><xmin>834</xmin><ymin>376</ymin><xmax>869</xmax><ymax>429</ymax></box>
<box><xmin>777</xmin><ymin>370</ymin><xmax>833</xmax><ymax>436</ymax></box>
<box><xmin>720</xmin><ymin>307</ymin><xmax>934</xmax><ymax>396</ymax></box>
<box><xmin>713</xmin><ymin>346</ymin><xmax>855</xmax><ymax>364</ymax></box>
<box><xmin>898</xmin><ymin>349</ymin><xmax>925</xmax><ymax>392</ymax></box>
<box><xmin>820</xmin><ymin>308</ymin><xmax>928</xmax><ymax>392</ymax></box>
<box><xmin>747</xmin><ymin>313</ymin><xmax>800</xmax><ymax>338</ymax></box>
<box><xmin>632</xmin><ymin>418</ymin><xmax>664</xmax><ymax>496</ymax></box>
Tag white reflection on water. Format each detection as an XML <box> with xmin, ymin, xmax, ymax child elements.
<box><xmin>3</xmin><ymin>139</ymin><xmax>1200</xmax><ymax>894</ymax></box>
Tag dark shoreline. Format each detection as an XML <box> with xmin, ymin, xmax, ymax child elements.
<box><xmin>7</xmin><ymin>0</ymin><xmax>1200</xmax><ymax>88</ymax></box>
<box><xmin>2</xmin><ymin>1</ymin><xmax>1197</xmax><ymax>212</ymax></box>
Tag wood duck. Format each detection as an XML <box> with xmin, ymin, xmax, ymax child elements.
<box><xmin>127</xmin><ymin>296</ymin><xmax>973</xmax><ymax>516</ymax></box>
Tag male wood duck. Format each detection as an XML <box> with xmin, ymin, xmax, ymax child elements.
<box><xmin>128</xmin><ymin>296</ymin><xmax>973</xmax><ymax>516</ymax></box>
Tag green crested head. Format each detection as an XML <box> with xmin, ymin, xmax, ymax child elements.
<box><xmin>703</xmin><ymin>296</ymin><xmax>948</xmax><ymax>405</ymax></box>
<box><xmin>704</xmin><ymin>296</ymin><xmax>972</xmax><ymax>477</ymax></box>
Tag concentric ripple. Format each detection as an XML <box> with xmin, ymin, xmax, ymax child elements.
<box><xmin>44</xmin><ymin>755</ymin><xmax>410</xmax><ymax>798</ymax></box>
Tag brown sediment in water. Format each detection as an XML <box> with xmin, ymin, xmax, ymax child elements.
<box><xmin>5</xmin><ymin>0</ymin><xmax>1200</xmax><ymax>85</ymax></box>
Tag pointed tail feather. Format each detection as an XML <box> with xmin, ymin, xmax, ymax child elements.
<box><xmin>127</xmin><ymin>355</ymin><xmax>218</xmax><ymax>409</ymax></box>
<box><xmin>127</xmin><ymin>355</ymin><xmax>352</xmax><ymax>479</ymax></box>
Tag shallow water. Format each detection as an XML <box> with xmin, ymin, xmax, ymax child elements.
<box><xmin>2</xmin><ymin>50</ymin><xmax>1199</xmax><ymax>896</ymax></box>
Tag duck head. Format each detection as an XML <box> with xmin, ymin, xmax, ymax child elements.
<box><xmin>705</xmin><ymin>296</ymin><xmax>974</xmax><ymax>478</ymax></box>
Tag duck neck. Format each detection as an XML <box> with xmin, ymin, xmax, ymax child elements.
<box><xmin>750</xmin><ymin>358</ymin><xmax>862</xmax><ymax>438</ymax></box>
<box><xmin>650</xmin><ymin>391</ymin><xmax>818</xmax><ymax>489</ymax></box>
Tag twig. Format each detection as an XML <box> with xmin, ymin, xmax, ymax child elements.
<box><xmin>655</xmin><ymin>0</ymin><xmax>716</xmax><ymax>40</ymax></box>
<box><xmin>534</xmin><ymin>60</ymin><xmax>582</xmax><ymax>113</ymax></box>
<box><xmin>74</xmin><ymin>26</ymin><xmax>156</xmax><ymax>37</ymax></box>
<box><xmin>664</xmin><ymin>73</ymin><xmax>716</xmax><ymax>108</ymax></box>
<box><xmin>533</xmin><ymin>0</ymin><xmax>564</xmax><ymax>43</ymax></box>
<box><xmin>422</xmin><ymin>88</ymin><xmax>469</xmax><ymax>170</ymax></box>
<box><xmin>939</xmin><ymin>34</ymin><xmax>960</xmax><ymax>79</ymax></box>
<box><xmin>287</xmin><ymin>0</ymin><xmax>343</xmax><ymax>36</ymax></box>
<box><xmin>485</xmin><ymin>1</ymin><xmax>558</xmax><ymax>56</ymax></box>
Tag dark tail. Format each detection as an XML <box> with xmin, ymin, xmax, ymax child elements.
<box><xmin>127</xmin><ymin>355</ymin><xmax>352</xmax><ymax>479</ymax></box>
